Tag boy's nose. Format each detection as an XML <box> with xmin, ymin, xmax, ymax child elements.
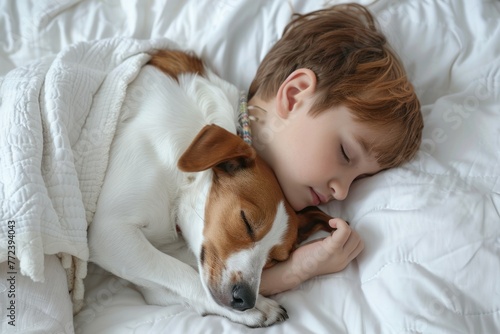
<box><xmin>330</xmin><ymin>180</ymin><xmax>350</xmax><ymax>201</ymax></box>
<box><xmin>331</xmin><ymin>187</ymin><xmax>348</xmax><ymax>201</ymax></box>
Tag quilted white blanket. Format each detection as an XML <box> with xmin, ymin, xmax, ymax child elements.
<box><xmin>0</xmin><ymin>36</ymin><xmax>175</xmax><ymax>311</ymax></box>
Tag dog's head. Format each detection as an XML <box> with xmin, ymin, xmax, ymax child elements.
<box><xmin>178</xmin><ymin>124</ymin><xmax>332</xmax><ymax>311</ymax></box>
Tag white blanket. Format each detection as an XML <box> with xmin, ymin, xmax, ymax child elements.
<box><xmin>0</xmin><ymin>36</ymin><xmax>176</xmax><ymax>312</ymax></box>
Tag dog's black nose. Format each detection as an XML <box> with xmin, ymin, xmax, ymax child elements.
<box><xmin>231</xmin><ymin>283</ymin><xmax>256</xmax><ymax>311</ymax></box>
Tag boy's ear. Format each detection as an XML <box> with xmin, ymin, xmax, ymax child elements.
<box><xmin>276</xmin><ymin>68</ymin><xmax>317</xmax><ymax>119</ymax></box>
<box><xmin>178</xmin><ymin>124</ymin><xmax>256</xmax><ymax>174</ymax></box>
<box><xmin>295</xmin><ymin>206</ymin><xmax>336</xmax><ymax>245</ymax></box>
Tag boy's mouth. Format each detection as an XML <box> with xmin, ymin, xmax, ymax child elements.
<box><xmin>310</xmin><ymin>188</ymin><xmax>324</xmax><ymax>206</ymax></box>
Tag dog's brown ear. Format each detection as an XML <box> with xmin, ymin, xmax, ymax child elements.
<box><xmin>295</xmin><ymin>207</ymin><xmax>336</xmax><ymax>245</ymax></box>
<box><xmin>178</xmin><ymin>124</ymin><xmax>256</xmax><ymax>174</ymax></box>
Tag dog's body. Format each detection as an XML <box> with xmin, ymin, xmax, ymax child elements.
<box><xmin>88</xmin><ymin>50</ymin><xmax>332</xmax><ymax>327</ymax></box>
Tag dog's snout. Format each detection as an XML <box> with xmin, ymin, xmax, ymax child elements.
<box><xmin>231</xmin><ymin>283</ymin><xmax>256</xmax><ymax>311</ymax></box>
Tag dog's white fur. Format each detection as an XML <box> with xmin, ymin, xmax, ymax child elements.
<box><xmin>88</xmin><ymin>61</ymin><xmax>291</xmax><ymax>327</ymax></box>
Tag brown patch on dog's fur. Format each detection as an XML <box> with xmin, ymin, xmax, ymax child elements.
<box><xmin>149</xmin><ymin>50</ymin><xmax>205</xmax><ymax>81</ymax></box>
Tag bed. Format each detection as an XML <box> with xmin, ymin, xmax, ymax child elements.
<box><xmin>0</xmin><ymin>0</ymin><xmax>499</xmax><ymax>333</ymax></box>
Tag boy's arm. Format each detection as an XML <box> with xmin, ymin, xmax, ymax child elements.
<box><xmin>260</xmin><ymin>219</ymin><xmax>363</xmax><ymax>296</ymax></box>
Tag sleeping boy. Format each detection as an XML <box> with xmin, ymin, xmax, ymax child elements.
<box><xmin>248</xmin><ymin>3</ymin><xmax>423</xmax><ymax>294</ymax></box>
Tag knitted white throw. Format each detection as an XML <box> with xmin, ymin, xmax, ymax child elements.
<box><xmin>0</xmin><ymin>37</ymin><xmax>178</xmax><ymax>313</ymax></box>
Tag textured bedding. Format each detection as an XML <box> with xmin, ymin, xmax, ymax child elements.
<box><xmin>0</xmin><ymin>0</ymin><xmax>499</xmax><ymax>333</ymax></box>
<box><xmin>0</xmin><ymin>32</ymin><xmax>180</xmax><ymax>314</ymax></box>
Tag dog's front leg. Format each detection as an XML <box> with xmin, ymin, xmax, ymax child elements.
<box><xmin>89</xmin><ymin>221</ymin><xmax>287</xmax><ymax>327</ymax></box>
<box><xmin>89</xmin><ymin>220</ymin><xmax>208</xmax><ymax>302</ymax></box>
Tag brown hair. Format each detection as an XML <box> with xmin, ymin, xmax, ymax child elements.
<box><xmin>249</xmin><ymin>3</ymin><xmax>423</xmax><ymax>169</ymax></box>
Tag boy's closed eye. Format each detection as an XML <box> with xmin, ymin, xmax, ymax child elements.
<box><xmin>354</xmin><ymin>173</ymin><xmax>371</xmax><ymax>181</ymax></box>
<box><xmin>341</xmin><ymin>144</ymin><xmax>350</xmax><ymax>163</ymax></box>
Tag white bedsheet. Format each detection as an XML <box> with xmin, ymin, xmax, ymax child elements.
<box><xmin>1</xmin><ymin>0</ymin><xmax>499</xmax><ymax>333</ymax></box>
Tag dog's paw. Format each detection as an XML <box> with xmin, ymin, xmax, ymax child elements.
<box><xmin>250</xmin><ymin>295</ymin><xmax>288</xmax><ymax>327</ymax></box>
<box><xmin>203</xmin><ymin>295</ymin><xmax>288</xmax><ymax>328</ymax></box>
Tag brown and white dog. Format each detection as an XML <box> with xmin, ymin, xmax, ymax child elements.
<box><xmin>88</xmin><ymin>50</ymin><xmax>333</xmax><ymax>327</ymax></box>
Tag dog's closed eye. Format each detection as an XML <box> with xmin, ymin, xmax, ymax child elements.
<box><xmin>240</xmin><ymin>210</ymin><xmax>255</xmax><ymax>240</ymax></box>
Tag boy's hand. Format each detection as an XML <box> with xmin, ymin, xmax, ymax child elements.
<box><xmin>260</xmin><ymin>218</ymin><xmax>363</xmax><ymax>296</ymax></box>
<box><xmin>290</xmin><ymin>218</ymin><xmax>364</xmax><ymax>279</ymax></box>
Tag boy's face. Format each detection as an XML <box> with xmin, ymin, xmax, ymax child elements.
<box><xmin>268</xmin><ymin>103</ymin><xmax>382</xmax><ymax>211</ymax></box>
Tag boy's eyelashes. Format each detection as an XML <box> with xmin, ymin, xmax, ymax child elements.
<box><xmin>354</xmin><ymin>173</ymin><xmax>369</xmax><ymax>181</ymax></box>
<box><xmin>341</xmin><ymin>144</ymin><xmax>350</xmax><ymax>163</ymax></box>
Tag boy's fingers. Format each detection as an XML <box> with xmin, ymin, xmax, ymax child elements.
<box><xmin>349</xmin><ymin>239</ymin><xmax>364</xmax><ymax>263</ymax></box>
<box><xmin>325</xmin><ymin>218</ymin><xmax>351</xmax><ymax>248</ymax></box>
<box><xmin>328</xmin><ymin>217</ymin><xmax>348</xmax><ymax>229</ymax></box>
<box><xmin>336</xmin><ymin>233</ymin><xmax>360</xmax><ymax>261</ymax></box>
<box><xmin>328</xmin><ymin>218</ymin><xmax>338</xmax><ymax>229</ymax></box>
<box><xmin>347</xmin><ymin>235</ymin><xmax>364</xmax><ymax>259</ymax></box>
